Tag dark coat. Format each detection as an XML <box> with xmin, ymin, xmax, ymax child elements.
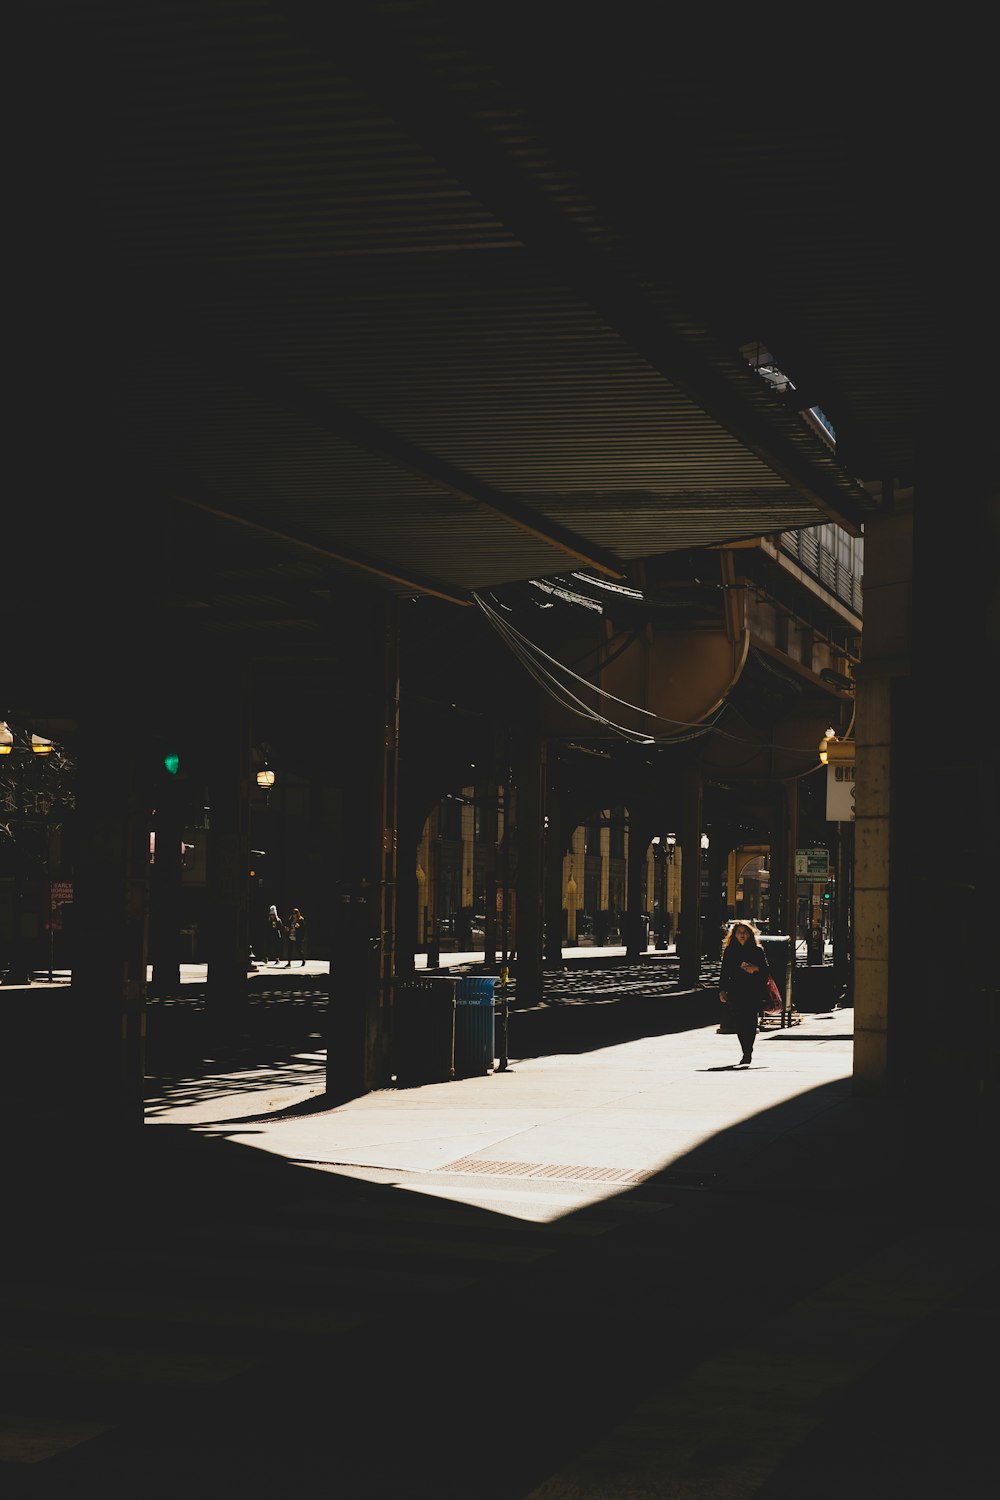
<box><xmin>719</xmin><ymin>937</ymin><xmax>771</xmax><ymax>1014</ymax></box>
<box><xmin>285</xmin><ymin>912</ymin><xmax>306</xmax><ymax>955</ymax></box>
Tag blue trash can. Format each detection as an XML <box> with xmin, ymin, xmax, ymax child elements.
<box><xmin>454</xmin><ymin>976</ymin><xmax>497</xmax><ymax>1077</ymax></box>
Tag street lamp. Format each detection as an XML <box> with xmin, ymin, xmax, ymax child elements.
<box><xmin>651</xmin><ymin>838</ymin><xmax>665</xmax><ymax>949</ymax></box>
<box><xmin>250</xmin><ymin>763</ymin><xmax>277</xmax><ymax>968</ymax></box>
<box><xmin>665</xmin><ymin>833</ymin><xmax>677</xmax><ymax>946</ymax></box>
<box><xmin>0</xmin><ymin>725</ymin><xmax>53</xmax><ymax>758</ymax></box>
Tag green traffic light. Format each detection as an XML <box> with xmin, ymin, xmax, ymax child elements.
<box><xmin>163</xmin><ymin>752</ymin><xmax>180</xmax><ymax>776</ymax></box>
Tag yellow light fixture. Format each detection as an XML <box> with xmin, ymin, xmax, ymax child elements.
<box><xmin>256</xmin><ymin>767</ymin><xmax>276</xmax><ymax>790</ymax></box>
<box><xmin>820</xmin><ymin>730</ymin><xmax>856</xmax><ymax>765</ymax></box>
<box><xmin>825</xmin><ymin>739</ymin><xmax>856</xmax><ymax>766</ymax></box>
<box><xmin>0</xmin><ymin>724</ymin><xmax>52</xmax><ymax>754</ymax></box>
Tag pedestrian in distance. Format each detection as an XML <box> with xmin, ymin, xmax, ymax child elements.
<box><xmin>284</xmin><ymin>907</ymin><xmax>306</xmax><ymax>966</ymax></box>
<box><xmin>266</xmin><ymin>904</ymin><xmax>284</xmax><ymax>964</ymax></box>
<box><xmin>719</xmin><ymin>919</ymin><xmax>770</xmax><ymax>1066</ymax></box>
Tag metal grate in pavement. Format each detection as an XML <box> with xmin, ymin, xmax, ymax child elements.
<box><xmin>438</xmin><ymin>1156</ymin><xmax>656</xmax><ymax>1185</ymax></box>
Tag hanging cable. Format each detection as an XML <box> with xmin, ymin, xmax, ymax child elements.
<box><xmin>474</xmin><ymin>591</ymin><xmax>835</xmax><ymax>758</ymax></box>
<box><xmin>474</xmin><ymin>594</ymin><xmax>727</xmax><ymax>745</ymax></box>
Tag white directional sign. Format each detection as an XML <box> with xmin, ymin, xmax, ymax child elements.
<box><xmin>826</xmin><ymin>764</ymin><xmax>856</xmax><ymax>822</ymax></box>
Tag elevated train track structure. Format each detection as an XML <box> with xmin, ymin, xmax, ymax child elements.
<box><xmin>7</xmin><ymin>3</ymin><xmax>993</xmax><ymax>1174</ymax></box>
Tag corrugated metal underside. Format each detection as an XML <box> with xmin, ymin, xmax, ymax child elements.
<box><xmin>88</xmin><ymin>1</ymin><xmax>874</xmax><ymax>615</ymax></box>
<box><xmin>129</xmin><ymin>300</ymin><xmax>832</xmax><ymax>598</ymax></box>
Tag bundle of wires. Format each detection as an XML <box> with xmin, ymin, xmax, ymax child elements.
<box><xmin>473</xmin><ymin>592</ymin><xmax>722</xmax><ymax>746</ymax></box>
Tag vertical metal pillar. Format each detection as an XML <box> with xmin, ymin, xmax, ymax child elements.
<box><xmin>543</xmin><ymin>772</ymin><xmax>565</xmax><ymax>965</ymax></box>
<box><xmin>68</xmin><ymin>707</ymin><xmax>150</xmax><ymax>1134</ymax></box>
<box><xmin>624</xmin><ymin>811</ymin><xmax>653</xmax><ymax>961</ymax></box>
<box><xmin>57</xmin><ymin>473</ymin><xmax>152</xmax><ymax>1139</ymax></box>
<box><xmin>512</xmin><ymin>724</ymin><xmax>544</xmax><ymax>1007</ymax></box>
<box><xmin>702</xmin><ymin>835</ymin><xmax>727</xmax><ymax>957</ymax></box>
<box><xmin>327</xmin><ymin>593</ymin><xmax>400</xmax><ymax>1099</ymax></box>
<box><xmin>677</xmin><ymin>762</ymin><xmax>703</xmax><ymax>988</ymax></box>
<box><xmin>481</xmin><ymin>763</ymin><xmax>499</xmax><ymax>968</ymax></box>
<box><xmin>203</xmin><ymin>680</ymin><xmax>252</xmax><ymax>1055</ymax></box>
<box><xmin>149</xmin><ymin>767</ymin><xmax>183</xmax><ymax>996</ymax></box>
<box><xmin>496</xmin><ymin>742</ymin><xmax>513</xmax><ymax>1070</ymax></box>
<box><xmin>833</xmin><ymin>820</ymin><xmax>853</xmax><ymax>1004</ymax></box>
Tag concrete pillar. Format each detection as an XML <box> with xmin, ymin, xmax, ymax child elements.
<box><xmin>897</xmin><ymin>435</ymin><xmax>994</xmax><ymax>1173</ymax></box>
<box><xmin>852</xmin><ymin>502</ymin><xmax>912</xmax><ymax>1094</ymax></box>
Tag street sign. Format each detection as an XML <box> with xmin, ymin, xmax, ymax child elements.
<box><xmin>48</xmin><ymin>880</ymin><xmax>73</xmax><ymax>932</ymax></box>
<box><xmin>826</xmin><ymin>764</ymin><xmax>856</xmax><ymax>821</ymax></box>
<box><xmin>795</xmin><ymin>848</ymin><xmax>829</xmax><ymax>880</ymax></box>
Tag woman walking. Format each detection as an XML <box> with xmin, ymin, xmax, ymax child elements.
<box><xmin>266</xmin><ymin>904</ymin><xmax>284</xmax><ymax>964</ymax></box>
<box><xmin>719</xmin><ymin>920</ymin><xmax>770</xmax><ymax>1066</ymax></box>
<box><xmin>284</xmin><ymin>907</ymin><xmax>307</xmax><ymax>966</ymax></box>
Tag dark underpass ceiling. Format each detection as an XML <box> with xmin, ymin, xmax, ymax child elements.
<box><xmin>21</xmin><ymin>3</ymin><xmax>987</xmax><ymax>724</ymax></box>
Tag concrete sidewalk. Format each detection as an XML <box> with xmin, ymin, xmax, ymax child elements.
<box><xmin>6</xmin><ymin>984</ymin><xmax>996</xmax><ymax>1499</ymax></box>
<box><xmin>144</xmin><ymin>1004</ymin><xmax>873</xmax><ymax>1212</ymax></box>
